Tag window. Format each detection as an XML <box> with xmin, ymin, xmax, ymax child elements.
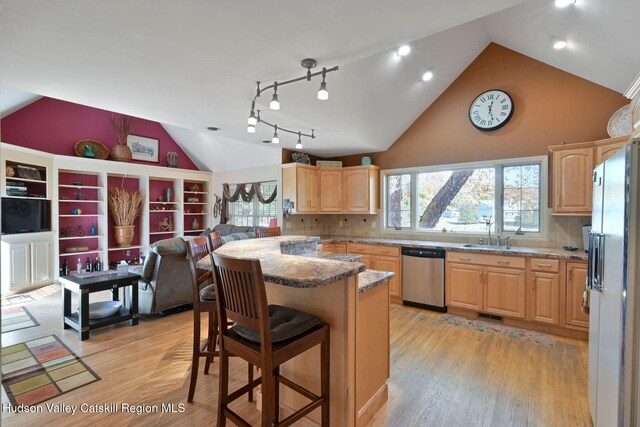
<box><xmin>383</xmin><ymin>157</ymin><xmax>545</xmax><ymax>235</ymax></box>
<box><xmin>227</xmin><ymin>181</ymin><xmax>277</xmax><ymax>227</ymax></box>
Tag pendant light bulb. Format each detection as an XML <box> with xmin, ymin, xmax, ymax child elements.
<box><xmin>247</xmin><ymin>124</ymin><xmax>256</xmax><ymax>133</ymax></box>
<box><xmin>272</xmin><ymin>125</ymin><xmax>279</xmax><ymax>144</ymax></box>
<box><xmin>248</xmin><ymin>111</ymin><xmax>257</xmax><ymax>126</ymax></box>
<box><xmin>317</xmin><ymin>81</ymin><xmax>328</xmax><ymax>101</ymax></box>
<box><xmin>270</xmin><ymin>82</ymin><xmax>280</xmax><ymax>110</ymax></box>
<box><xmin>296</xmin><ymin>132</ymin><xmax>302</xmax><ymax>149</ymax></box>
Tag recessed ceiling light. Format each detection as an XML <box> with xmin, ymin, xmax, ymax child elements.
<box><xmin>207</xmin><ymin>126</ymin><xmax>220</xmax><ymax>131</ymax></box>
<box><xmin>262</xmin><ymin>140</ymin><xmax>271</xmax><ymax>144</ymax></box>
<box><xmin>396</xmin><ymin>45</ymin><xmax>411</xmax><ymax>57</ymax></box>
<box><xmin>552</xmin><ymin>37</ymin><xmax>568</xmax><ymax>49</ymax></box>
<box><xmin>555</xmin><ymin>0</ymin><xmax>576</xmax><ymax>7</ymax></box>
<box><xmin>422</xmin><ymin>70</ymin><xmax>434</xmax><ymax>82</ymax></box>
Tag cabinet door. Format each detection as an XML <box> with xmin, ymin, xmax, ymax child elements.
<box><xmin>359</xmin><ymin>254</ymin><xmax>373</xmax><ymax>270</ymax></box>
<box><xmin>596</xmin><ymin>141</ymin><xmax>627</xmax><ymax>165</ymax></box>
<box><xmin>373</xmin><ymin>255</ymin><xmax>401</xmax><ymax>301</ymax></box>
<box><xmin>309</xmin><ymin>168</ymin><xmax>320</xmax><ymax>212</ymax></box>
<box><xmin>324</xmin><ymin>243</ymin><xmax>347</xmax><ymax>254</ymax></box>
<box><xmin>320</xmin><ymin>169</ymin><xmax>342</xmax><ymax>212</ymax></box>
<box><xmin>343</xmin><ymin>169</ymin><xmax>370</xmax><ymax>212</ymax></box>
<box><xmin>530</xmin><ymin>271</ymin><xmax>560</xmax><ymax>325</ymax></box>
<box><xmin>446</xmin><ymin>262</ymin><xmax>483</xmax><ymax>311</ymax></box>
<box><xmin>566</xmin><ymin>262</ymin><xmax>589</xmax><ymax>328</ymax></box>
<box><xmin>553</xmin><ymin>148</ymin><xmax>594</xmax><ymax>214</ymax></box>
<box><xmin>9</xmin><ymin>243</ymin><xmax>30</xmax><ymax>289</ymax></box>
<box><xmin>297</xmin><ymin>167</ymin><xmax>312</xmax><ymax>212</ymax></box>
<box><xmin>484</xmin><ymin>267</ymin><xmax>526</xmax><ymax>319</ymax></box>
<box><xmin>30</xmin><ymin>240</ymin><xmax>52</xmax><ymax>285</ymax></box>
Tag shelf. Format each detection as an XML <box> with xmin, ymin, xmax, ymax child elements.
<box><xmin>149</xmin><ymin>231</ymin><xmax>178</xmax><ymax>235</ymax></box>
<box><xmin>59</xmin><ymin>199</ymin><xmax>102</xmax><ymax>203</ymax></box>
<box><xmin>184</xmin><ymin>212</ymin><xmax>207</xmax><ymax>215</ymax></box>
<box><xmin>184</xmin><ymin>191</ymin><xmax>209</xmax><ymax>195</ymax></box>
<box><xmin>149</xmin><ymin>210</ymin><xmax>180</xmax><ymax>213</ymax></box>
<box><xmin>185</xmin><ymin>229</ymin><xmax>207</xmax><ymax>233</ymax></box>
<box><xmin>108</xmin><ymin>246</ymin><xmax>144</xmax><ymax>252</ymax></box>
<box><xmin>5</xmin><ymin>177</ymin><xmax>46</xmax><ymax>184</ymax></box>
<box><xmin>59</xmin><ymin>214</ymin><xmax>102</xmax><ymax>217</ymax></box>
<box><xmin>184</xmin><ymin>202</ymin><xmax>208</xmax><ymax>205</ymax></box>
<box><xmin>59</xmin><ymin>236</ymin><xmax>101</xmax><ymax>241</ymax></box>
<box><xmin>60</xmin><ymin>249</ymin><xmax>102</xmax><ymax>256</ymax></box>
<box><xmin>2</xmin><ymin>195</ymin><xmax>48</xmax><ymax>200</ymax></box>
<box><xmin>59</xmin><ymin>184</ymin><xmax>101</xmax><ymax>189</ymax></box>
<box><xmin>149</xmin><ymin>202</ymin><xmax>179</xmax><ymax>205</ymax></box>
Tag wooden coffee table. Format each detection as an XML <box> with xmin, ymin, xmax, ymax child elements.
<box><xmin>60</xmin><ymin>271</ymin><xmax>139</xmax><ymax>340</ymax></box>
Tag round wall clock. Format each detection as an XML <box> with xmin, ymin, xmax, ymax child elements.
<box><xmin>469</xmin><ymin>89</ymin><xmax>514</xmax><ymax>131</ymax></box>
<box><xmin>606</xmin><ymin>104</ymin><xmax>631</xmax><ymax>137</ymax></box>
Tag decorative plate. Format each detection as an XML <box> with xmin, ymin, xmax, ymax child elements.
<box><xmin>88</xmin><ymin>301</ymin><xmax>122</xmax><ymax>319</ymax></box>
<box><xmin>607</xmin><ymin>104</ymin><xmax>631</xmax><ymax>137</ymax></box>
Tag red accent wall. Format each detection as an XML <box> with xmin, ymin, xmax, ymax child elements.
<box><xmin>1</xmin><ymin>97</ymin><xmax>198</xmax><ymax>170</ymax></box>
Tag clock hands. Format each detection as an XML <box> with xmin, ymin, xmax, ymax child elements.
<box><xmin>488</xmin><ymin>101</ymin><xmax>494</xmax><ymax>120</ymax></box>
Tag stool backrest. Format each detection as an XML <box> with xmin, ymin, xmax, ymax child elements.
<box><xmin>211</xmin><ymin>253</ymin><xmax>272</xmax><ymax>348</ymax></box>
<box><xmin>187</xmin><ymin>236</ymin><xmax>213</xmax><ymax>303</ymax></box>
<box><xmin>207</xmin><ymin>231</ymin><xmax>223</xmax><ymax>251</ymax></box>
<box><xmin>256</xmin><ymin>227</ymin><xmax>281</xmax><ymax>238</ymax></box>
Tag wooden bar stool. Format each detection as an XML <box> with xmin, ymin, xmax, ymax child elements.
<box><xmin>256</xmin><ymin>226</ymin><xmax>281</xmax><ymax>238</ymax></box>
<box><xmin>211</xmin><ymin>253</ymin><xmax>330</xmax><ymax>427</ymax></box>
<box><xmin>186</xmin><ymin>236</ymin><xmax>253</xmax><ymax>403</ymax></box>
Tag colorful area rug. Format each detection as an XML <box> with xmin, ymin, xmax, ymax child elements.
<box><xmin>1</xmin><ymin>284</ymin><xmax>61</xmax><ymax>307</ymax></box>
<box><xmin>437</xmin><ymin>314</ymin><xmax>556</xmax><ymax>348</ymax></box>
<box><xmin>6</xmin><ymin>294</ymin><xmax>35</xmax><ymax>305</ymax></box>
<box><xmin>2</xmin><ymin>306</ymin><xmax>40</xmax><ymax>333</ymax></box>
<box><xmin>1</xmin><ymin>335</ymin><xmax>100</xmax><ymax>405</ymax></box>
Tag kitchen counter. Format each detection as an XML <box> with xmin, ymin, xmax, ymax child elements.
<box><xmin>359</xmin><ymin>269</ymin><xmax>395</xmax><ymax>293</ymax></box>
<box><xmin>320</xmin><ymin>236</ymin><xmax>588</xmax><ymax>261</ymax></box>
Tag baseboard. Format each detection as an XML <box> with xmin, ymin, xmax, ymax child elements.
<box><xmin>357</xmin><ymin>383</ymin><xmax>388</xmax><ymax>427</ymax></box>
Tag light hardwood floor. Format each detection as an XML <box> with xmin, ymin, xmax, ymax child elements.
<box><xmin>1</xmin><ymin>290</ymin><xmax>591</xmax><ymax>426</ymax></box>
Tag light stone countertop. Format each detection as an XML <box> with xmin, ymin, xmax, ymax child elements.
<box><xmin>319</xmin><ymin>236</ymin><xmax>588</xmax><ymax>261</ymax></box>
<box><xmin>199</xmin><ymin>236</ymin><xmax>366</xmax><ymax>288</ymax></box>
<box><xmin>358</xmin><ymin>270</ymin><xmax>395</xmax><ymax>293</ymax></box>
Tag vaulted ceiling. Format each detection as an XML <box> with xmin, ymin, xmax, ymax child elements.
<box><xmin>1</xmin><ymin>0</ymin><xmax>638</xmax><ymax>170</ymax></box>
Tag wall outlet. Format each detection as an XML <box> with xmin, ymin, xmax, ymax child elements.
<box><xmin>372</xmin><ymin>221</ymin><xmax>376</xmax><ymax>229</ymax></box>
<box><xmin>338</xmin><ymin>220</ymin><xmax>343</xmax><ymax>227</ymax></box>
<box><xmin>286</xmin><ymin>222</ymin><xmax>292</xmax><ymax>230</ymax></box>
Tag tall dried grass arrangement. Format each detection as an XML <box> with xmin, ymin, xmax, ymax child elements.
<box><xmin>110</xmin><ymin>114</ymin><xmax>135</xmax><ymax>145</ymax></box>
<box><xmin>108</xmin><ymin>187</ymin><xmax>143</xmax><ymax>226</ymax></box>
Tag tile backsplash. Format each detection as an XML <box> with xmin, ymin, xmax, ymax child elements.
<box><xmin>283</xmin><ymin>212</ymin><xmax>590</xmax><ymax>250</ymax></box>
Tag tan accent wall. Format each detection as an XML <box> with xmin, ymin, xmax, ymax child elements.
<box><xmin>330</xmin><ymin>43</ymin><xmax>628</xmax><ymax>169</ymax></box>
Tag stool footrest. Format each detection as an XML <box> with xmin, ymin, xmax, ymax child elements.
<box><xmin>278</xmin><ymin>398</ymin><xmax>324</xmax><ymax>427</ymax></box>
<box><xmin>223</xmin><ymin>407</ymin><xmax>252</xmax><ymax>427</ymax></box>
<box><xmin>279</xmin><ymin>374</ymin><xmax>320</xmax><ymax>402</ymax></box>
<box><xmin>227</xmin><ymin>376</ymin><xmax>262</xmax><ymax>403</ymax></box>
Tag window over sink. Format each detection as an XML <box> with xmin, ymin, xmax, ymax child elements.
<box><xmin>383</xmin><ymin>156</ymin><xmax>546</xmax><ymax>235</ymax></box>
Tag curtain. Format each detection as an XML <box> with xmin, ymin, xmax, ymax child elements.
<box><xmin>220</xmin><ymin>182</ymin><xmax>277</xmax><ymax>224</ymax></box>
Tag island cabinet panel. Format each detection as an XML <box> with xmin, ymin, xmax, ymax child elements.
<box><xmin>446</xmin><ymin>262</ymin><xmax>483</xmax><ymax>311</ymax></box>
<box><xmin>530</xmin><ymin>271</ymin><xmax>560</xmax><ymax>325</ymax></box>
<box><xmin>372</xmin><ymin>256</ymin><xmax>401</xmax><ymax>301</ymax></box>
<box><xmin>565</xmin><ymin>262</ymin><xmax>589</xmax><ymax>329</ymax></box>
<box><xmin>552</xmin><ymin>147</ymin><xmax>594</xmax><ymax>214</ymax></box>
<box><xmin>320</xmin><ymin>168</ymin><xmax>343</xmax><ymax>212</ymax></box>
<box><xmin>483</xmin><ymin>267</ymin><xmax>526</xmax><ymax>319</ymax></box>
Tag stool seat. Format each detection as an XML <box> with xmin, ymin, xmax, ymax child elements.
<box><xmin>233</xmin><ymin>305</ymin><xmax>321</xmax><ymax>343</ymax></box>
<box><xmin>199</xmin><ymin>284</ymin><xmax>216</xmax><ymax>301</ymax></box>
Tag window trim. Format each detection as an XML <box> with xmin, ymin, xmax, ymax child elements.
<box><xmin>380</xmin><ymin>155</ymin><xmax>548</xmax><ymax>238</ymax></box>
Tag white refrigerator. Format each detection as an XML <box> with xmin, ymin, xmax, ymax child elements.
<box><xmin>588</xmin><ymin>141</ymin><xmax>640</xmax><ymax>426</ymax></box>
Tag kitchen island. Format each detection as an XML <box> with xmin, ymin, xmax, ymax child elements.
<box><xmin>198</xmin><ymin>236</ymin><xmax>393</xmax><ymax>427</ymax></box>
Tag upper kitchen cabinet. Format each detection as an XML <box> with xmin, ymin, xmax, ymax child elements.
<box><xmin>282</xmin><ymin>163</ymin><xmax>320</xmax><ymax>213</ymax></box>
<box><xmin>629</xmin><ymin>75</ymin><xmax>640</xmax><ymax>139</ymax></box>
<box><xmin>282</xmin><ymin>164</ymin><xmax>379</xmax><ymax>214</ymax></box>
<box><xmin>343</xmin><ymin>165</ymin><xmax>379</xmax><ymax>214</ymax></box>
<box><xmin>549</xmin><ymin>142</ymin><xmax>594</xmax><ymax>215</ymax></box>
<box><xmin>549</xmin><ymin>135</ymin><xmax>629</xmax><ymax>215</ymax></box>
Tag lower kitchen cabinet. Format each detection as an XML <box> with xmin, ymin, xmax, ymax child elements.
<box><xmin>530</xmin><ymin>271</ymin><xmax>560</xmax><ymax>325</ymax></box>
<box><xmin>372</xmin><ymin>255</ymin><xmax>401</xmax><ymax>301</ymax></box>
<box><xmin>565</xmin><ymin>262</ymin><xmax>589</xmax><ymax>329</ymax></box>
<box><xmin>321</xmin><ymin>243</ymin><xmax>347</xmax><ymax>253</ymax></box>
<box><xmin>347</xmin><ymin>243</ymin><xmax>402</xmax><ymax>303</ymax></box>
<box><xmin>484</xmin><ymin>267</ymin><xmax>526</xmax><ymax>319</ymax></box>
<box><xmin>446</xmin><ymin>262</ymin><xmax>483</xmax><ymax>311</ymax></box>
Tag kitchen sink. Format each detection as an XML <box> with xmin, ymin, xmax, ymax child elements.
<box><xmin>462</xmin><ymin>243</ymin><xmax>513</xmax><ymax>250</ymax></box>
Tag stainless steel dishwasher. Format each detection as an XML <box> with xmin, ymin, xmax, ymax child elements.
<box><xmin>401</xmin><ymin>247</ymin><xmax>446</xmax><ymax>312</ymax></box>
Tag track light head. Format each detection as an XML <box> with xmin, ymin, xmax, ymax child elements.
<box><xmin>318</xmin><ymin>81</ymin><xmax>328</xmax><ymax>101</ymax></box>
<box><xmin>272</xmin><ymin>125</ymin><xmax>280</xmax><ymax>144</ymax></box>
<box><xmin>296</xmin><ymin>132</ymin><xmax>302</xmax><ymax>149</ymax></box>
<box><xmin>247</xmin><ymin>124</ymin><xmax>256</xmax><ymax>133</ymax></box>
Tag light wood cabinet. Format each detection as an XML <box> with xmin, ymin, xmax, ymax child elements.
<box><xmin>530</xmin><ymin>271</ymin><xmax>560</xmax><ymax>325</ymax></box>
<box><xmin>565</xmin><ymin>262</ymin><xmax>589</xmax><ymax>329</ymax></box>
<box><xmin>446</xmin><ymin>262</ymin><xmax>484</xmax><ymax>311</ymax></box>
<box><xmin>595</xmin><ymin>137</ymin><xmax>628</xmax><ymax>165</ymax></box>
<box><xmin>322</xmin><ymin>243</ymin><xmax>347</xmax><ymax>253</ymax></box>
<box><xmin>347</xmin><ymin>243</ymin><xmax>401</xmax><ymax>303</ymax></box>
<box><xmin>282</xmin><ymin>164</ymin><xmax>378</xmax><ymax>214</ymax></box>
<box><xmin>319</xmin><ymin>168</ymin><xmax>342</xmax><ymax>212</ymax></box>
<box><xmin>484</xmin><ymin>267</ymin><xmax>526</xmax><ymax>319</ymax></box>
<box><xmin>551</xmin><ymin>146</ymin><xmax>593</xmax><ymax>214</ymax></box>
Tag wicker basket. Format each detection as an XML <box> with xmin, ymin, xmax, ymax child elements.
<box><xmin>110</xmin><ymin>144</ymin><xmax>133</xmax><ymax>162</ymax></box>
<box><xmin>74</xmin><ymin>139</ymin><xmax>110</xmax><ymax>160</ymax></box>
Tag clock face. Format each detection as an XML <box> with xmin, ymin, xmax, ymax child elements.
<box><xmin>469</xmin><ymin>89</ymin><xmax>514</xmax><ymax>131</ymax></box>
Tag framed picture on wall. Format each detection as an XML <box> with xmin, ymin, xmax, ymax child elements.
<box><xmin>127</xmin><ymin>135</ymin><xmax>159</xmax><ymax>163</ymax></box>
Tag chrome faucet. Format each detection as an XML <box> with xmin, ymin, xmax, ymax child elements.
<box><xmin>485</xmin><ymin>218</ymin><xmax>501</xmax><ymax>246</ymax></box>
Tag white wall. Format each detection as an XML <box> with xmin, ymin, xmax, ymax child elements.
<box><xmin>212</xmin><ymin>164</ymin><xmax>282</xmax><ymax>226</ymax></box>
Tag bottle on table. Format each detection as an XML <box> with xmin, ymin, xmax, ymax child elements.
<box><xmin>86</xmin><ymin>257</ymin><xmax>92</xmax><ymax>272</ymax></box>
<box><xmin>77</xmin><ymin>258</ymin><xmax>83</xmax><ymax>274</ymax></box>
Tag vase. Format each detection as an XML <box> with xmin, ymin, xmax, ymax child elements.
<box><xmin>114</xmin><ymin>225</ymin><xmax>135</xmax><ymax>247</ymax></box>
<box><xmin>111</xmin><ymin>144</ymin><xmax>132</xmax><ymax>162</ymax></box>
<box><xmin>166</xmin><ymin>151</ymin><xmax>179</xmax><ymax>168</ymax></box>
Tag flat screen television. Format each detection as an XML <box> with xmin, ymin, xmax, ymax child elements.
<box><xmin>1</xmin><ymin>198</ymin><xmax>51</xmax><ymax>234</ymax></box>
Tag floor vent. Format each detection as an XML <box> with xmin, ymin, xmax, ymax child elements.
<box><xmin>478</xmin><ymin>312</ymin><xmax>503</xmax><ymax>323</ymax></box>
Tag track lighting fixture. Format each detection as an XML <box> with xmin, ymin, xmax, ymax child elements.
<box><xmin>246</xmin><ymin>58</ymin><xmax>338</xmax><ymax>147</ymax></box>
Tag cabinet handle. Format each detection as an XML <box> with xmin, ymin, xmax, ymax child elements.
<box><xmin>569</xmin><ymin>269</ymin><xmax>573</xmax><ymax>281</ymax></box>
<box><xmin>496</xmin><ymin>260</ymin><xmax>510</xmax><ymax>265</ymax></box>
<box><xmin>380</xmin><ymin>249</ymin><xmax>390</xmax><ymax>254</ymax></box>
<box><xmin>538</xmin><ymin>263</ymin><xmax>552</xmax><ymax>268</ymax></box>
<box><xmin>459</xmin><ymin>256</ymin><xmax>471</xmax><ymax>261</ymax></box>
<box><xmin>480</xmin><ymin>272</ymin><xmax>483</xmax><ymax>284</ymax></box>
